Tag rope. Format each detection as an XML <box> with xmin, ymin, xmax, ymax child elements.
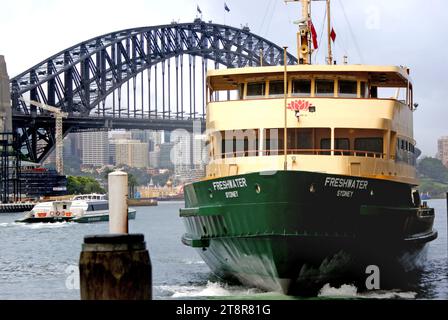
<box><xmin>314</xmin><ymin>5</ymin><xmax>327</xmax><ymax>64</ymax></box>
<box><xmin>263</xmin><ymin>0</ymin><xmax>278</xmax><ymax>37</ymax></box>
<box><xmin>258</xmin><ymin>0</ymin><xmax>275</xmax><ymax>36</ymax></box>
<box><xmin>337</xmin><ymin>0</ymin><xmax>365</xmax><ymax>63</ymax></box>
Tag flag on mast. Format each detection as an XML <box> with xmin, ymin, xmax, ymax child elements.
<box><xmin>197</xmin><ymin>5</ymin><xmax>202</xmax><ymax>14</ymax></box>
<box><xmin>224</xmin><ymin>3</ymin><xmax>230</xmax><ymax>12</ymax></box>
<box><xmin>330</xmin><ymin>27</ymin><xmax>336</xmax><ymax>42</ymax></box>
<box><xmin>308</xmin><ymin>20</ymin><xmax>319</xmax><ymax>49</ymax></box>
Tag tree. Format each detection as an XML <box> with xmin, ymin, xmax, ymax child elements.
<box><xmin>67</xmin><ymin>176</ymin><xmax>105</xmax><ymax>195</ymax></box>
<box><xmin>128</xmin><ymin>173</ymin><xmax>139</xmax><ymax>198</ymax></box>
<box><xmin>417</xmin><ymin>157</ymin><xmax>448</xmax><ymax>184</ymax></box>
<box><xmin>103</xmin><ymin>168</ymin><xmax>114</xmax><ymax>181</ymax></box>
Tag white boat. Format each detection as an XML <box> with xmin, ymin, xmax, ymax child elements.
<box><xmin>16</xmin><ymin>194</ymin><xmax>137</xmax><ymax>223</ymax></box>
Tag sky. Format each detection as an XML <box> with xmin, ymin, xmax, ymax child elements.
<box><xmin>0</xmin><ymin>0</ymin><xmax>447</xmax><ymax>156</ymax></box>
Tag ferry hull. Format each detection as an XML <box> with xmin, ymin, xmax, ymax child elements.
<box><xmin>180</xmin><ymin>171</ymin><xmax>437</xmax><ymax>294</ymax></box>
<box><xmin>72</xmin><ymin>209</ymin><xmax>137</xmax><ymax>223</ymax></box>
<box><xmin>16</xmin><ymin>209</ymin><xmax>137</xmax><ymax>224</ymax></box>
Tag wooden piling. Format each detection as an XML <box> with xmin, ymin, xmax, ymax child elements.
<box><xmin>79</xmin><ymin>234</ymin><xmax>152</xmax><ymax>300</ymax></box>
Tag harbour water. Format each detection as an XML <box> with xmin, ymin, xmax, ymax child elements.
<box><xmin>0</xmin><ymin>200</ymin><xmax>447</xmax><ymax>300</ymax></box>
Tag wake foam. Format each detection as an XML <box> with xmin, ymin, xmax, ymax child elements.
<box><xmin>157</xmin><ymin>281</ymin><xmax>262</xmax><ymax>298</ymax></box>
<box><xmin>318</xmin><ymin>283</ymin><xmax>417</xmax><ymax>299</ymax></box>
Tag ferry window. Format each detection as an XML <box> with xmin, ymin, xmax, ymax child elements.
<box><xmin>401</xmin><ymin>139</ymin><xmax>405</xmax><ymax>150</ymax></box>
<box><xmin>238</xmin><ymin>84</ymin><xmax>244</xmax><ymax>100</ymax></box>
<box><xmin>264</xmin><ymin>129</ymin><xmax>282</xmax><ymax>155</ymax></box>
<box><xmin>360</xmin><ymin>82</ymin><xmax>368</xmax><ymax>98</ymax></box>
<box><xmin>321</xmin><ymin>138</ymin><xmax>350</xmax><ymax>155</ymax></box>
<box><xmin>315</xmin><ymin>79</ymin><xmax>335</xmax><ymax>97</ymax></box>
<box><xmin>355</xmin><ymin>138</ymin><xmax>383</xmax><ymax>154</ymax></box>
<box><xmin>371</xmin><ymin>86</ymin><xmax>378</xmax><ymax>98</ymax></box>
<box><xmin>287</xmin><ymin>129</ymin><xmax>313</xmax><ymax>151</ymax></box>
<box><xmin>269</xmin><ymin>81</ymin><xmax>286</xmax><ymax>96</ymax></box>
<box><xmin>247</xmin><ymin>82</ymin><xmax>265</xmax><ymax>98</ymax></box>
<box><xmin>338</xmin><ymin>80</ymin><xmax>357</xmax><ymax>98</ymax></box>
<box><xmin>320</xmin><ymin>139</ymin><xmax>331</xmax><ymax>155</ymax></box>
<box><xmin>220</xmin><ymin>129</ymin><xmax>259</xmax><ymax>158</ymax></box>
<box><xmin>335</xmin><ymin>138</ymin><xmax>350</xmax><ymax>155</ymax></box>
<box><xmin>292</xmin><ymin>79</ymin><xmax>311</xmax><ymax>97</ymax></box>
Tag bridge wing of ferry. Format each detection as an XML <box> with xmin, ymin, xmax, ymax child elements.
<box><xmin>10</xmin><ymin>19</ymin><xmax>297</xmax><ymax>163</ymax></box>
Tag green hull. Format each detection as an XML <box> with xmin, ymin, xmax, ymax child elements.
<box><xmin>73</xmin><ymin>209</ymin><xmax>137</xmax><ymax>223</ymax></box>
<box><xmin>180</xmin><ymin>170</ymin><xmax>437</xmax><ymax>294</ymax></box>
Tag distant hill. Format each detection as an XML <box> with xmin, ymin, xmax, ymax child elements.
<box><xmin>417</xmin><ymin>157</ymin><xmax>448</xmax><ymax>199</ymax></box>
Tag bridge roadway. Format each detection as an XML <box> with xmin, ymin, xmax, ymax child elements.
<box><xmin>12</xmin><ymin>113</ymin><xmax>205</xmax><ymax>133</ymax></box>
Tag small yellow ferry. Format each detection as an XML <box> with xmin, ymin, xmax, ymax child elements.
<box><xmin>180</xmin><ymin>0</ymin><xmax>437</xmax><ymax>294</ymax></box>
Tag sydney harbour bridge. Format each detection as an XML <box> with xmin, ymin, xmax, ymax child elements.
<box><xmin>9</xmin><ymin>19</ymin><xmax>297</xmax><ymax>164</ymax></box>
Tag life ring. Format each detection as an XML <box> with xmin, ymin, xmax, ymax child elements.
<box><xmin>55</xmin><ymin>211</ymin><xmax>61</xmax><ymax>217</ymax></box>
<box><xmin>49</xmin><ymin>211</ymin><xmax>55</xmax><ymax>217</ymax></box>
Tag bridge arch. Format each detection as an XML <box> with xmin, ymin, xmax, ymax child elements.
<box><xmin>10</xmin><ymin>19</ymin><xmax>297</xmax><ymax>162</ymax></box>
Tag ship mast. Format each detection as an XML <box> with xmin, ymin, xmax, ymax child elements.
<box><xmin>326</xmin><ymin>0</ymin><xmax>333</xmax><ymax>65</ymax></box>
<box><xmin>285</xmin><ymin>0</ymin><xmax>334</xmax><ymax>65</ymax></box>
<box><xmin>285</xmin><ymin>0</ymin><xmax>311</xmax><ymax>64</ymax></box>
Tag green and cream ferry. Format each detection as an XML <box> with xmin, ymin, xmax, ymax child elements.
<box><xmin>17</xmin><ymin>194</ymin><xmax>137</xmax><ymax>224</ymax></box>
<box><xmin>180</xmin><ymin>0</ymin><xmax>437</xmax><ymax>294</ymax></box>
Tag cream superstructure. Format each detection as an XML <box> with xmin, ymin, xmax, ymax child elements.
<box><xmin>205</xmin><ymin>64</ymin><xmax>418</xmax><ymax>185</ymax></box>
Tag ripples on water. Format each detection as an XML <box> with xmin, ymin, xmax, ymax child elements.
<box><xmin>0</xmin><ymin>200</ymin><xmax>447</xmax><ymax>300</ymax></box>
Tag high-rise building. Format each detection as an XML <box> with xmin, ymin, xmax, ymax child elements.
<box><xmin>148</xmin><ymin>131</ymin><xmax>162</xmax><ymax>152</ymax></box>
<box><xmin>149</xmin><ymin>148</ymin><xmax>160</xmax><ymax>169</ymax></box>
<box><xmin>159</xmin><ymin>143</ymin><xmax>175</xmax><ymax>170</ymax></box>
<box><xmin>110</xmin><ymin>131</ymin><xmax>132</xmax><ymax>140</ymax></box>
<box><xmin>437</xmin><ymin>136</ymin><xmax>448</xmax><ymax>167</ymax></box>
<box><xmin>81</xmin><ymin>131</ymin><xmax>109</xmax><ymax>167</ymax></box>
<box><xmin>114</xmin><ymin>139</ymin><xmax>149</xmax><ymax>168</ymax></box>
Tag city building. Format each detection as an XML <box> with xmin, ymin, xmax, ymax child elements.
<box><xmin>437</xmin><ymin>136</ymin><xmax>448</xmax><ymax>167</ymax></box>
<box><xmin>158</xmin><ymin>142</ymin><xmax>175</xmax><ymax>170</ymax></box>
<box><xmin>110</xmin><ymin>131</ymin><xmax>132</xmax><ymax>140</ymax></box>
<box><xmin>148</xmin><ymin>131</ymin><xmax>163</xmax><ymax>152</ymax></box>
<box><xmin>114</xmin><ymin>139</ymin><xmax>149</xmax><ymax>168</ymax></box>
<box><xmin>149</xmin><ymin>148</ymin><xmax>160</xmax><ymax>168</ymax></box>
<box><xmin>81</xmin><ymin>131</ymin><xmax>109</xmax><ymax>167</ymax></box>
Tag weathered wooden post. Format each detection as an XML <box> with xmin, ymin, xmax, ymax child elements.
<box><xmin>79</xmin><ymin>171</ymin><xmax>152</xmax><ymax>300</ymax></box>
<box><xmin>79</xmin><ymin>234</ymin><xmax>152</xmax><ymax>300</ymax></box>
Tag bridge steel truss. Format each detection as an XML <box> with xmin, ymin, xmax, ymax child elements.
<box><xmin>10</xmin><ymin>19</ymin><xmax>297</xmax><ymax>163</ymax></box>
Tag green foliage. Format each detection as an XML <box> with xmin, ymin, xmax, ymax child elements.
<box><xmin>67</xmin><ymin>176</ymin><xmax>105</xmax><ymax>195</ymax></box>
<box><xmin>103</xmin><ymin>168</ymin><xmax>114</xmax><ymax>181</ymax></box>
<box><xmin>419</xmin><ymin>178</ymin><xmax>448</xmax><ymax>199</ymax></box>
<box><xmin>151</xmin><ymin>172</ymin><xmax>171</xmax><ymax>187</ymax></box>
<box><xmin>417</xmin><ymin>157</ymin><xmax>448</xmax><ymax>198</ymax></box>
<box><xmin>417</xmin><ymin>157</ymin><xmax>448</xmax><ymax>184</ymax></box>
<box><xmin>115</xmin><ymin>166</ymin><xmax>151</xmax><ymax>186</ymax></box>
